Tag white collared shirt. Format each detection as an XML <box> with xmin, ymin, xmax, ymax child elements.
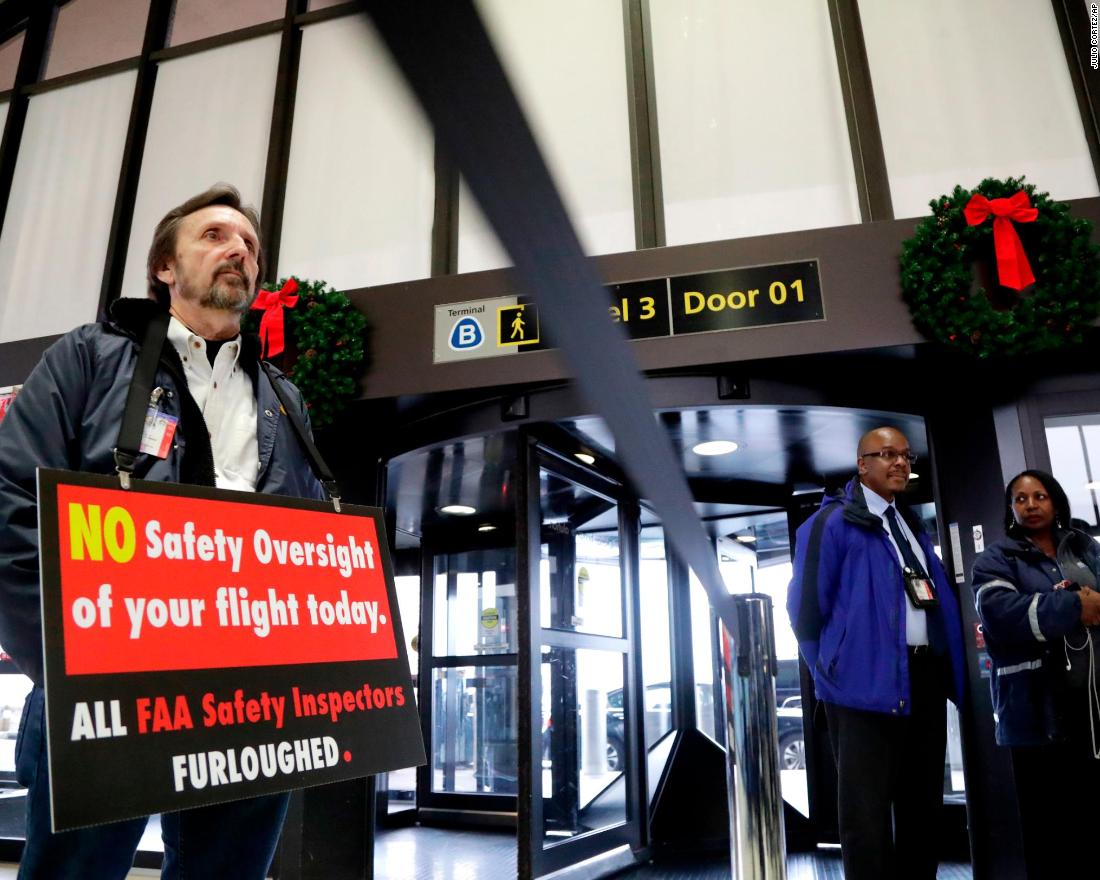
<box><xmin>167</xmin><ymin>317</ymin><xmax>258</xmax><ymax>492</ymax></box>
<box><xmin>862</xmin><ymin>483</ymin><xmax>929</xmax><ymax>647</ymax></box>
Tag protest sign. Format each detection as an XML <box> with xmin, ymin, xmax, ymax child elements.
<box><xmin>37</xmin><ymin>469</ymin><xmax>424</xmax><ymax>831</ymax></box>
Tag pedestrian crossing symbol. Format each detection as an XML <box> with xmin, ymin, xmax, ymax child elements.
<box><xmin>497</xmin><ymin>304</ymin><xmax>539</xmax><ymax>347</ymax></box>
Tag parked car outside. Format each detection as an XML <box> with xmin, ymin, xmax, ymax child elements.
<box><xmin>776</xmin><ymin>695</ymin><xmax>805</xmax><ymax>770</ymax></box>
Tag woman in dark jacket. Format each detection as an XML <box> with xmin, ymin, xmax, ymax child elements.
<box><xmin>972</xmin><ymin>469</ymin><xmax>1100</xmax><ymax>878</ymax></box>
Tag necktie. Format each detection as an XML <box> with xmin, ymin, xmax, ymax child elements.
<box><xmin>885</xmin><ymin>506</ymin><xmax>946</xmax><ymax>655</ymax></box>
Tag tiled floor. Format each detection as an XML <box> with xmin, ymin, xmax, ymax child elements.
<box><xmin>0</xmin><ymin>827</ymin><xmax>975</xmax><ymax>878</ymax></box>
<box><xmin>373</xmin><ymin>826</ymin><xmax>974</xmax><ymax>879</ymax></box>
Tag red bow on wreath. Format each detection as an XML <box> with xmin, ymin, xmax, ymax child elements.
<box><xmin>963</xmin><ymin>190</ymin><xmax>1038</xmax><ymax>290</ymax></box>
<box><xmin>251</xmin><ymin>278</ymin><xmax>299</xmax><ymax>358</ymax></box>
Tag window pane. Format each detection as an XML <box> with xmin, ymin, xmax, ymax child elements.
<box><xmin>651</xmin><ymin>0</ymin><xmax>859</xmax><ymax>246</ymax></box>
<box><xmin>0</xmin><ymin>674</ymin><xmax>33</xmax><ymax>774</ymax></box>
<box><xmin>859</xmin><ymin>0</ymin><xmax>1098</xmax><ymax>218</ymax></box>
<box><xmin>0</xmin><ymin>672</ymin><xmax>33</xmax><ymax>842</ymax></box>
<box><xmin>279</xmin><ymin>16</ymin><xmax>434</xmax><ymax>290</ymax></box>
<box><xmin>0</xmin><ymin>71</ymin><xmax>137</xmax><ymax>342</ymax></box>
<box><xmin>394</xmin><ymin>574</ymin><xmax>420</xmax><ymax>676</ymax></box>
<box><xmin>432</xmin><ymin>548</ymin><xmax>517</xmax><ymax>657</ymax></box>
<box><xmin>431</xmin><ymin>665</ymin><xmax>517</xmax><ymax>794</ymax></box>
<box><xmin>540</xmin><ymin>470</ymin><xmax>623</xmax><ymax>638</ymax></box>
<box><xmin>541</xmin><ymin>647</ymin><xmax>627</xmax><ymax>846</ymax></box>
<box><xmin>169</xmin><ymin>0</ymin><xmax>283</xmax><ymax>47</ymax></box>
<box><xmin>639</xmin><ymin>525</ymin><xmax>672</xmax><ymax>754</ymax></box>
<box><xmin>458</xmin><ymin>0</ymin><xmax>635</xmax><ymax>272</ymax></box>
<box><xmin>1045</xmin><ymin>416</ymin><xmax>1100</xmax><ymax>529</ymax></box>
<box><xmin>0</xmin><ymin>31</ymin><xmax>23</xmax><ymax>92</ymax></box>
<box><xmin>44</xmin><ymin>0</ymin><xmax>149</xmax><ymax>80</ymax></box>
<box><xmin>120</xmin><ymin>34</ymin><xmax>280</xmax><ymax>299</ymax></box>
<box><xmin>688</xmin><ymin>571</ymin><xmax>716</xmax><ymax>741</ymax></box>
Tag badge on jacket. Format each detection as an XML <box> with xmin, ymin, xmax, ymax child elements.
<box><xmin>140</xmin><ymin>404</ymin><xmax>178</xmax><ymax>459</ymax></box>
<box><xmin>903</xmin><ymin>567</ymin><xmax>939</xmax><ymax>608</ymax></box>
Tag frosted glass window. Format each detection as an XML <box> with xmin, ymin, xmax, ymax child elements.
<box><xmin>1045</xmin><ymin>417</ymin><xmax>1100</xmax><ymax>529</ymax></box>
<box><xmin>859</xmin><ymin>0</ymin><xmax>1098</xmax><ymax>219</ymax></box>
<box><xmin>0</xmin><ymin>30</ymin><xmax>23</xmax><ymax>91</ymax></box>
<box><xmin>120</xmin><ymin>34</ymin><xmax>280</xmax><ymax>299</ymax></box>
<box><xmin>0</xmin><ymin>71</ymin><xmax>137</xmax><ymax>342</ymax></box>
<box><xmin>279</xmin><ymin>16</ymin><xmax>434</xmax><ymax>290</ymax></box>
<box><xmin>169</xmin><ymin>0</ymin><xmax>283</xmax><ymax>47</ymax></box>
<box><xmin>45</xmin><ymin>0</ymin><xmax>149</xmax><ymax>80</ymax></box>
<box><xmin>457</xmin><ymin>0</ymin><xmax>635</xmax><ymax>273</ymax></box>
<box><xmin>650</xmin><ymin>1</ymin><xmax>860</xmax><ymax>247</ymax></box>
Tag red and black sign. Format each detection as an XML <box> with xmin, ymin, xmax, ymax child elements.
<box><xmin>37</xmin><ymin>469</ymin><xmax>424</xmax><ymax>832</ymax></box>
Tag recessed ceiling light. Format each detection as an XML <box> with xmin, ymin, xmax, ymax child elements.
<box><xmin>439</xmin><ymin>504</ymin><xmax>476</xmax><ymax>516</ymax></box>
<box><xmin>692</xmin><ymin>440</ymin><xmax>739</xmax><ymax>456</ymax></box>
<box><xmin>574</xmin><ymin>452</ymin><xmax>596</xmax><ymax>465</ymax></box>
<box><xmin>736</xmin><ymin>534</ymin><xmax>756</xmax><ymax>543</ymax></box>
<box><xmin>478</xmin><ymin>524</ymin><xmax>497</xmax><ymax>532</ymax></box>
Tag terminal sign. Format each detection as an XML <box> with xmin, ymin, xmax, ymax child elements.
<box><xmin>432</xmin><ymin>260</ymin><xmax>823</xmax><ymax>363</ymax></box>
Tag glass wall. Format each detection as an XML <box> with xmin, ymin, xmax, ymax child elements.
<box><xmin>0</xmin><ymin>2</ymin><xmax>1096</xmax><ymax>344</ymax></box>
<box><xmin>119</xmin><ymin>33</ymin><xmax>280</xmax><ymax>299</ymax></box>
<box><xmin>278</xmin><ymin>15</ymin><xmax>435</xmax><ymax>291</ymax></box>
<box><xmin>650</xmin><ymin>0</ymin><xmax>860</xmax><ymax>246</ymax></box>
<box><xmin>458</xmin><ymin>0</ymin><xmax>635</xmax><ymax>271</ymax></box>
<box><xmin>859</xmin><ymin>0</ymin><xmax>1098</xmax><ymax>217</ymax></box>
<box><xmin>0</xmin><ymin>70</ymin><xmax>136</xmax><ymax>341</ymax></box>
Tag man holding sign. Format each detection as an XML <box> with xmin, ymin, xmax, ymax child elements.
<box><xmin>0</xmin><ymin>185</ymin><xmax>325</xmax><ymax>878</ymax></box>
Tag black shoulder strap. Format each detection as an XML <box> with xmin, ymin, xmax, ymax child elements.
<box><xmin>114</xmin><ymin>310</ymin><xmax>170</xmax><ymax>489</ymax></box>
<box><xmin>260</xmin><ymin>361</ymin><xmax>342</xmax><ymax>511</ymax></box>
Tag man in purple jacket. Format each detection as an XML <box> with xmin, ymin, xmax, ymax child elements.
<box><xmin>787</xmin><ymin>426</ymin><xmax>967</xmax><ymax>880</ymax></box>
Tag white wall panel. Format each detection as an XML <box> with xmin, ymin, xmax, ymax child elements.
<box><xmin>859</xmin><ymin>0</ymin><xmax>1098</xmax><ymax>218</ymax></box>
<box><xmin>458</xmin><ymin>0</ymin><xmax>635</xmax><ymax>273</ymax></box>
<box><xmin>651</xmin><ymin>0</ymin><xmax>860</xmax><ymax>246</ymax></box>
<box><xmin>0</xmin><ymin>72</ymin><xmax>136</xmax><ymax>342</ymax></box>
<box><xmin>119</xmin><ymin>34</ymin><xmax>280</xmax><ymax>300</ymax></box>
<box><xmin>278</xmin><ymin>16</ymin><xmax>434</xmax><ymax>290</ymax></box>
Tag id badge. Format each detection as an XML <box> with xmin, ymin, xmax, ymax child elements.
<box><xmin>903</xmin><ymin>569</ymin><xmax>939</xmax><ymax>608</ymax></box>
<box><xmin>139</xmin><ymin>405</ymin><xmax>178</xmax><ymax>459</ymax></box>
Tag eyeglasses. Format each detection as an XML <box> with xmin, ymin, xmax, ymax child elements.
<box><xmin>860</xmin><ymin>449</ymin><xmax>917</xmax><ymax>465</ymax></box>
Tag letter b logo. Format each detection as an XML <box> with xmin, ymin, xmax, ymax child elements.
<box><xmin>449</xmin><ymin>317</ymin><xmax>483</xmax><ymax>351</ymax></box>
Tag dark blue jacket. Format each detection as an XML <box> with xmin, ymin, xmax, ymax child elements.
<box><xmin>972</xmin><ymin>529</ymin><xmax>1096</xmax><ymax>746</ymax></box>
<box><xmin>0</xmin><ymin>299</ymin><xmax>325</xmax><ymax>684</ymax></box>
<box><xmin>787</xmin><ymin>478</ymin><xmax>967</xmax><ymax>714</ymax></box>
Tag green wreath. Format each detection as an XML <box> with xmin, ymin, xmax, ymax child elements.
<box><xmin>900</xmin><ymin>176</ymin><xmax>1100</xmax><ymax>359</ymax></box>
<box><xmin>246</xmin><ymin>277</ymin><xmax>368</xmax><ymax>430</ymax></box>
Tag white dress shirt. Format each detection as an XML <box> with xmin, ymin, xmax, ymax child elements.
<box><xmin>862</xmin><ymin>483</ymin><xmax>929</xmax><ymax>646</ymax></box>
<box><xmin>167</xmin><ymin>316</ymin><xmax>258</xmax><ymax>492</ymax></box>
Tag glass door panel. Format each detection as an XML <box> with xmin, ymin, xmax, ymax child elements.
<box><xmin>421</xmin><ymin>545</ymin><xmax>518</xmax><ymax>813</ymax></box>
<box><xmin>539</xmin><ymin>470</ymin><xmax>624</xmax><ymax>638</ymax></box>
<box><xmin>541</xmin><ymin>647</ymin><xmax>627</xmax><ymax>845</ymax></box>
<box><xmin>526</xmin><ymin>450</ymin><xmax>642</xmax><ymax>876</ymax></box>
<box><xmin>431</xmin><ymin>665</ymin><xmax>518</xmax><ymax>795</ymax></box>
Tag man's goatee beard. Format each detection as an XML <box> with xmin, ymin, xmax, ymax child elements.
<box><xmin>202</xmin><ymin>283</ymin><xmax>255</xmax><ymax>314</ymax></box>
